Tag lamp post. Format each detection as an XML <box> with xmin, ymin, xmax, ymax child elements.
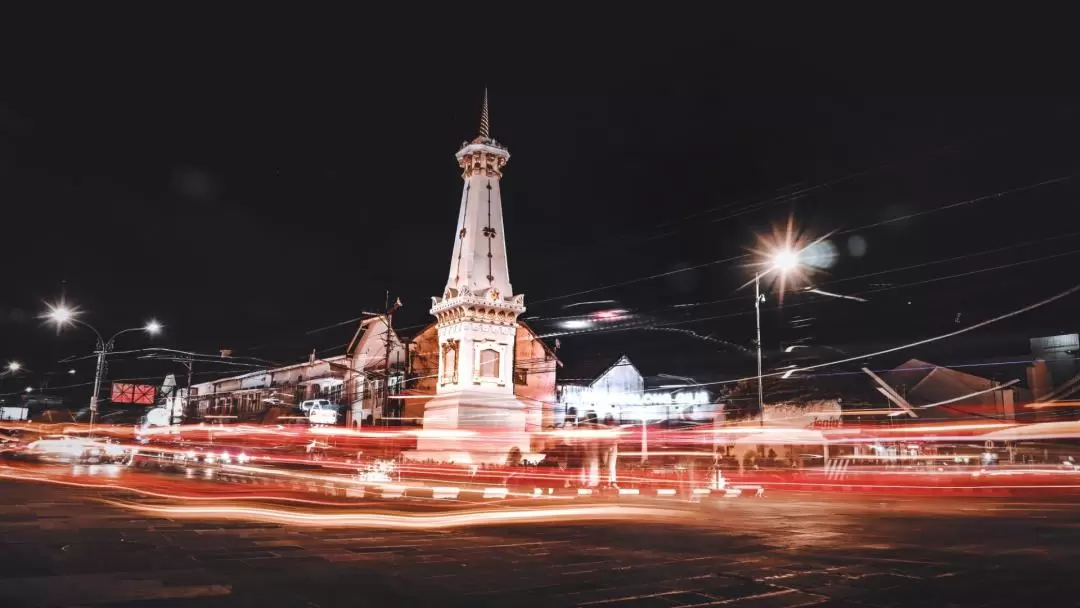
<box><xmin>1</xmin><ymin>362</ymin><xmax>21</xmax><ymax>399</ymax></box>
<box><xmin>641</xmin><ymin>412</ymin><xmax>649</xmax><ymax>465</ymax></box>
<box><xmin>755</xmin><ymin>249</ymin><xmax>800</xmax><ymax>428</ymax></box>
<box><xmin>45</xmin><ymin>305</ymin><xmax>161</xmax><ymax>436</ymax></box>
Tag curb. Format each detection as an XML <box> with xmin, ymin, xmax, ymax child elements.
<box><xmin>145</xmin><ymin>462</ymin><xmax>768</xmax><ymax>502</ymax></box>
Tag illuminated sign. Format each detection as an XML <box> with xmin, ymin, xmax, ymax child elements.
<box><xmin>111</xmin><ymin>383</ymin><xmax>157</xmax><ymax>405</ymax></box>
<box><xmin>561</xmin><ymin>388</ymin><xmax>711</xmax><ymax>408</ymax></box>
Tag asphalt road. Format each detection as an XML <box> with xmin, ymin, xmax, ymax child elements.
<box><xmin>0</xmin><ymin>479</ymin><xmax>1078</xmax><ymax>607</ymax></box>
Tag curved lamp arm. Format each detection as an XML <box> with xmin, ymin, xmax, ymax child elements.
<box><xmin>69</xmin><ymin>318</ymin><xmax>106</xmax><ymax>349</ymax></box>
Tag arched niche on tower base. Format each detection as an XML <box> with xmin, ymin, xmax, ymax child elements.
<box><xmin>472</xmin><ymin>340</ymin><xmax>511</xmax><ymax>387</ymax></box>
<box><xmin>440</xmin><ymin>339</ymin><xmax>460</xmax><ymax>386</ymax></box>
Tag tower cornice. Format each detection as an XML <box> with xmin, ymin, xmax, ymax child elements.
<box><xmin>430</xmin><ymin>291</ymin><xmax>526</xmax><ymax>328</ymax></box>
<box><xmin>456</xmin><ymin>142</ymin><xmax>509</xmax><ymax>178</ymax></box>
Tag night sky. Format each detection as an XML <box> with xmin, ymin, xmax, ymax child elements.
<box><xmin>2</xmin><ymin>9</ymin><xmax>1078</xmax><ymax>400</ymax></box>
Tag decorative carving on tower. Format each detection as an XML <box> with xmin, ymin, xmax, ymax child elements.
<box><xmin>458</xmin><ymin>148</ymin><xmax>507</xmax><ymax>178</ymax></box>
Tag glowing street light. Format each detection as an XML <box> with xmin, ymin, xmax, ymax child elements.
<box><xmin>0</xmin><ymin>362</ymin><xmax>22</xmax><ymax>396</ymax></box>
<box><xmin>43</xmin><ymin>302</ymin><xmax>163</xmax><ymax>435</ymax></box>
<box><xmin>48</xmin><ymin>305</ymin><xmax>75</xmax><ymax>325</ymax></box>
<box><xmin>769</xmin><ymin>248</ymin><xmax>800</xmax><ymax>274</ymax></box>
<box><xmin>24</xmin><ymin>386</ymin><xmax>33</xmax><ymax>393</ymax></box>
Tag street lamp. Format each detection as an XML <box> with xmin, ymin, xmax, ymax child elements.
<box><xmin>1</xmin><ymin>362</ymin><xmax>22</xmax><ymax>402</ymax></box>
<box><xmin>44</xmin><ymin>304</ymin><xmax>162</xmax><ymax>435</ymax></box>
<box><xmin>754</xmin><ymin>249</ymin><xmax>802</xmax><ymax>428</ymax></box>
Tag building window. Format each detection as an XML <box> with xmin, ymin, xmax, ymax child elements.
<box><xmin>513</xmin><ymin>368</ymin><xmax>528</xmax><ymax>385</ymax></box>
<box><xmin>442</xmin><ymin>342</ymin><xmax>458</xmax><ymax>383</ymax></box>
<box><xmin>328</xmin><ymin>383</ymin><xmax>343</xmax><ymax>404</ymax></box>
<box><xmin>479</xmin><ymin>348</ymin><xmax>500</xmax><ymax>378</ymax></box>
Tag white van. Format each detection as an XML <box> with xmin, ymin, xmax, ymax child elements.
<box><xmin>303</xmin><ymin>400</ymin><xmax>338</xmax><ymax>425</ymax></box>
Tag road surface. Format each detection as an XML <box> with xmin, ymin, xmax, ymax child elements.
<box><xmin>0</xmin><ymin>479</ymin><xmax>1077</xmax><ymax>607</ymax></box>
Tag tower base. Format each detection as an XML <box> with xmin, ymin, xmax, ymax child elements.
<box><xmin>403</xmin><ymin>391</ymin><xmax>543</xmax><ymax>465</ymax></box>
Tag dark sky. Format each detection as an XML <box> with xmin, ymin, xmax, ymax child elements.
<box><xmin>2</xmin><ymin>9</ymin><xmax>1078</xmax><ymax>398</ymax></box>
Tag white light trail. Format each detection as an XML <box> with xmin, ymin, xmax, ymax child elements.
<box><xmin>805</xmin><ymin>288</ymin><xmax>868</xmax><ymax>302</ymax></box>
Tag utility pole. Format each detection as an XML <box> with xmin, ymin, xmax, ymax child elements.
<box><xmin>754</xmin><ymin>272</ymin><xmax>765</xmax><ymax>428</ymax></box>
<box><xmin>89</xmin><ymin>343</ymin><xmax>108</xmax><ymax>436</ymax></box>
<box><xmin>182</xmin><ymin>356</ymin><xmax>194</xmax><ymax>424</ymax></box>
<box><xmin>382</xmin><ymin>293</ymin><xmax>402</xmax><ymax>427</ymax></box>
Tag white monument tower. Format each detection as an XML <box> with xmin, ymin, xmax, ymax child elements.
<box><xmin>410</xmin><ymin>90</ymin><xmax>534</xmax><ymax>464</ymax></box>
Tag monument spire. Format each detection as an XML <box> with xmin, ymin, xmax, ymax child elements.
<box><xmin>440</xmin><ymin>89</ymin><xmax>516</xmax><ymax>301</ymax></box>
<box><xmin>478</xmin><ymin>88</ymin><xmax>490</xmax><ymax>141</ymax></box>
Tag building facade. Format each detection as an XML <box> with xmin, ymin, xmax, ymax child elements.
<box><xmin>188</xmin><ymin>316</ymin><xmax>406</xmax><ymax>425</ymax></box>
<box><xmin>881</xmin><ymin>358</ymin><xmax>1020</xmax><ymax>421</ymax></box>
<box><xmin>557</xmin><ymin>355</ymin><xmax>719</xmax><ymax>427</ymax></box>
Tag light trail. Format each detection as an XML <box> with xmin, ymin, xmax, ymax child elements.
<box><xmin>873</xmin><ymin>422</ymin><xmax>1015</xmax><ymax>433</ymax></box>
<box><xmin>101</xmin><ymin>501</ymin><xmax>689</xmax><ymax>529</ymax></box>
<box><xmin>747</xmin><ymin>481</ymin><xmax>1080</xmax><ymax>491</ymax></box>
<box><xmin>1028</xmin><ymin>400</ymin><xmax>1080</xmax><ymax>409</ymax></box>
<box><xmin>0</xmin><ymin>468</ymin><xmax>364</xmax><ymax>507</ymax></box>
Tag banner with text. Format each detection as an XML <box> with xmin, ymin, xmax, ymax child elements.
<box><xmin>111</xmin><ymin>383</ymin><xmax>157</xmax><ymax>405</ymax></box>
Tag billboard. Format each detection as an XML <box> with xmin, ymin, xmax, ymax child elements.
<box><xmin>111</xmin><ymin>383</ymin><xmax>157</xmax><ymax>405</ymax></box>
<box><xmin>0</xmin><ymin>406</ymin><xmax>28</xmax><ymax>421</ymax></box>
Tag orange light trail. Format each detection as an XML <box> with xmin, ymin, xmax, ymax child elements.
<box><xmin>101</xmin><ymin>500</ymin><xmax>688</xmax><ymax>529</ymax></box>
<box><xmin>1027</xmin><ymin>400</ymin><xmax>1080</xmax><ymax>409</ymax></box>
<box><xmin>0</xmin><ymin>468</ymin><xmax>364</xmax><ymax>507</ymax></box>
<box><xmin>874</xmin><ymin>422</ymin><xmax>1015</xmax><ymax>433</ymax></box>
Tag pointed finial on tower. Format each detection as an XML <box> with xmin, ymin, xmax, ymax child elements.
<box><xmin>478</xmin><ymin>88</ymin><xmax>490</xmax><ymax>140</ymax></box>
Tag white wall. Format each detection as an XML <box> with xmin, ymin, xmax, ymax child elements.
<box><xmin>591</xmin><ymin>357</ymin><xmax>644</xmax><ymax>394</ymax></box>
